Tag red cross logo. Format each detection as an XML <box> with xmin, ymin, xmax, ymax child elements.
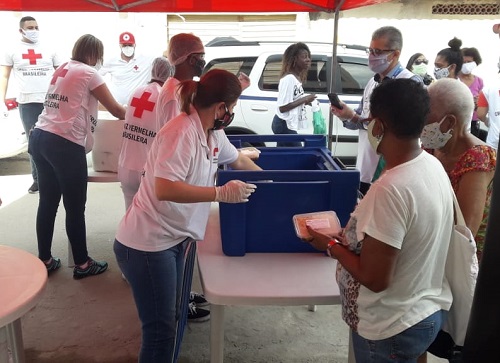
<box><xmin>133</xmin><ymin>65</ymin><xmax>139</xmax><ymax>71</ymax></box>
<box><xmin>50</xmin><ymin>67</ymin><xmax>68</xmax><ymax>84</ymax></box>
<box><xmin>130</xmin><ymin>91</ymin><xmax>155</xmax><ymax>118</ymax></box>
<box><xmin>22</xmin><ymin>49</ymin><xmax>42</xmax><ymax>65</ymax></box>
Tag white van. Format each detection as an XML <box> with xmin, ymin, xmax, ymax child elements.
<box><xmin>203</xmin><ymin>37</ymin><xmax>374</xmax><ymax>167</ymax></box>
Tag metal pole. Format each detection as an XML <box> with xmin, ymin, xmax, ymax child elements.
<box><xmin>462</xmin><ymin>157</ymin><xmax>500</xmax><ymax>361</ymax></box>
<box><xmin>327</xmin><ymin>0</ymin><xmax>346</xmax><ymax>151</ymax></box>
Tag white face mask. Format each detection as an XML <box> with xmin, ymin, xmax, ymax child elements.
<box><xmin>22</xmin><ymin>29</ymin><xmax>39</xmax><ymax>43</ymax></box>
<box><xmin>121</xmin><ymin>46</ymin><xmax>135</xmax><ymax>58</ymax></box>
<box><xmin>367</xmin><ymin>119</ymin><xmax>384</xmax><ymax>154</ymax></box>
<box><xmin>461</xmin><ymin>61</ymin><xmax>477</xmax><ymax>75</ymax></box>
<box><xmin>420</xmin><ymin>117</ymin><xmax>453</xmax><ymax>149</ymax></box>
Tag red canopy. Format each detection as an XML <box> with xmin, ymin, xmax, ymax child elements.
<box><xmin>0</xmin><ymin>0</ymin><xmax>391</xmax><ymax>13</ymax></box>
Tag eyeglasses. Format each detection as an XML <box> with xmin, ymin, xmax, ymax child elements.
<box><xmin>366</xmin><ymin>48</ymin><xmax>396</xmax><ymax>56</ymax></box>
<box><xmin>414</xmin><ymin>59</ymin><xmax>429</xmax><ymax>65</ymax></box>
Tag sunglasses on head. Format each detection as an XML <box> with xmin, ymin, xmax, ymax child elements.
<box><xmin>414</xmin><ymin>59</ymin><xmax>429</xmax><ymax>65</ymax></box>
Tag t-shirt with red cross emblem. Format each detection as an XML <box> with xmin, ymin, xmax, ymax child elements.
<box><xmin>35</xmin><ymin>60</ymin><xmax>105</xmax><ymax>148</ymax></box>
<box><xmin>99</xmin><ymin>53</ymin><xmax>154</xmax><ymax>105</ymax></box>
<box><xmin>1</xmin><ymin>40</ymin><xmax>61</xmax><ymax>103</ymax></box>
<box><xmin>118</xmin><ymin>81</ymin><xmax>162</xmax><ymax>172</ymax></box>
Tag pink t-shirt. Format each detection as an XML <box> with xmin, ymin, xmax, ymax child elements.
<box><xmin>468</xmin><ymin>76</ymin><xmax>484</xmax><ymax>120</ymax></box>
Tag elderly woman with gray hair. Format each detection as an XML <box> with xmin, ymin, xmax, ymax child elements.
<box><xmin>421</xmin><ymin>78</ymin><xmax>496</xmax><ymax>363</ymax></box>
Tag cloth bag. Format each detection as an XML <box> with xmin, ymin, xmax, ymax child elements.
<box><xmin>442</xmin><ymin>192</ymin><xmax>479</xmax><ymax>346</ymax></box>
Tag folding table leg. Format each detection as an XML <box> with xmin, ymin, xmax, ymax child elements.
<box><xmin>210</xmin><ymin>304</ymin><xmax>225</xmax><ymax>363</ymax></box>
<box><xmin>6</xmin><ymin>319</ymin><xmax>25</xmax><ymax>363</ymax></box>
<box><xmin>0</xmin><ymin>325</ymin><xmax>9</xmax><ymax>363</ymax></box>
<box><xmin>348</xmin><ymin>328</ymin><xmax>356</xmax><ymax>363</ymax></box>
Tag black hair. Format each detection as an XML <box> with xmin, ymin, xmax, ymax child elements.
<box><xmin>19</xmin><ymin>16</ymin><xmax>36</xmax><ymax>28</ymax></box>
<box><xmin>370</xmin><ymin>79</ymin><xmax>429</xmax><ymax>139</ymax></box>
<box><xmin>280</xmin><ymin>42</ymin><xmax>311</xmax><ymax>82</ymax></box>
<box><xmin>406</xmin><ymin>53</ymin><xmax>424</xmax><ymax>71</ymax></box>
<box><xmin>437</xmin><ymin>37</ymin><xmax>463</xmax><ymax>75</ymax></box>
<box><xmin>461</xmin><ymin>47</ymin><xmax>482</xmax><ymax>65</ymax></box>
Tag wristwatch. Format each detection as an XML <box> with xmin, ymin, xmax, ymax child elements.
<box><xmin>326</xmin><ymin>239</ymin><xmax>341</xmax><ymax>257</ymax></box>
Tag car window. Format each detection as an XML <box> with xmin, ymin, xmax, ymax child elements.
<box><xmin>339</xmin><ymin>62</ymin><xmax>373</xmax><ymax>95</ymax></box>
<box><xmin>260</xmin><ymin>57</ymin><xmax>370</xmax><ymax>95</ymax></box>
<box><xmin>204</xmin><ymin>57</ymin><xmax>257</xmax><ymax>77</ymax></box>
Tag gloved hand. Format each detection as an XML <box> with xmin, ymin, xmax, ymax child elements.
<box><xmin>0</xmin><ymin>102</ymin><xmax>8</xmax><ymax>118</ymax></box>
<box><xmin>215</xmin><ymin>180</ymin><xmax>257</xmax><ymax>203</ymax></box>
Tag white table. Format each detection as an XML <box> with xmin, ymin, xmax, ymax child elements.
<box><xmin>0</xmin><ymin>245</ymin><xmax>47</xmax><ymax>363</ymax></box>
<box><xmin>197</xmin><ymin>204</ymin><xmax>354</xmax><ymax>362</ymax></box>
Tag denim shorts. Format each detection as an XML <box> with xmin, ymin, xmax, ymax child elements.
<box><xmin>352</xmin><ymin>310</ymin><xmax>447</xmax><ymax>363</ymax></box>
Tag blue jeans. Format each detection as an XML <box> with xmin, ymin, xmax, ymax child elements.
<box><xmin>29</xmin><ymin>128</ymin><xmax>89</xmax><ymax>265</ymax></box>
<box><xmin>19</xmin><ymin>103</ymin><xmax>44</xmax><ymax>182</ymax></box>
<box><xmin>271</xmin><ymin>115</ymin><xmax>302</xmax><ymax>147</ymax></box>
<box><xmin>352</xmin><ymin>310</ymin><xmax>447</xmax><ymax>363</ymax></box>
<box><xmin>114</xmin><ymin>239</ymin><xmax>188</xmax><ymax>363</ymax></box>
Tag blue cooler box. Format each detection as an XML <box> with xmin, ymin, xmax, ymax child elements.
<box><xmin>218</xmin><ymin>135</ymin><xmax>360</xmax><ymax>256</ymax></box>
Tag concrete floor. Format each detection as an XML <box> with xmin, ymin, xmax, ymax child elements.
<box><xmin>0</xmin><ymin>154</ymin><xmax>446</xmax><ymax>363</ymax></box>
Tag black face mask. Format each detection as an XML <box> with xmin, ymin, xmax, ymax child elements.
<box><xmin>191</xmin><ymin>58</ymin><xmax>206</xmax><ymax>77</ymax></box>
<box><xmin>212</xmin><ymin>106</ymin><xmax>234</xmax><ymax>131</ymax></box>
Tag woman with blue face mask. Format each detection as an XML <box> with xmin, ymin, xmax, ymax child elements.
<box><xmin>434</xmin><ymin>37</ymin><xmax>463</xmax><ymax>80</ymax></box>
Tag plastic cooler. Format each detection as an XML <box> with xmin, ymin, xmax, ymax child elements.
<box><xmin>218</xmin><ymin>134</ymin><xmax>360</xmax><ymax>256</ymax></box>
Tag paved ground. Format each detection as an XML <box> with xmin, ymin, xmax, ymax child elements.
<box><xmin>0</xmin><ymin>153</ymin><xmax>446</xmax><ymax>362</ymax></box>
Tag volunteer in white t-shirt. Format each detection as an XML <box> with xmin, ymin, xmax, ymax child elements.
<box><xmin>307</xmin><ymin>79</ymin><xmax>454</xmax><ymax>362</ymax></box>
<box><xmin>271</xmin><ymin>42</ymin><xmax>316</xmax><ymax>147</ymax></box>
<box><xmin>99</xmin><ymin>32</ymin><xmax>153</xmax><ymax>105</ymax></box>
<box><xmin>114</xmin><ymin>69</ymin><xmax>260</xmax><ymax>363</ymax></box>
<box><xmin>0</xmin><ymin>16</ymin><xmax>62</xmax><ymax>193</ymax></box>
<box><xmin>29</xmin><ymin>34</ymin><xmax>126</xmax><ymax>279</ymax></box>
<box><xmin>118</xmin><ymin>57</ymin><xmax>173</xmax><ymax>209</ymax></box>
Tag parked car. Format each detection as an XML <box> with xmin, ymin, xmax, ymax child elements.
<box><xmin>203</xmin><ymin>37</ymin><xmax>374</xmax><ymax>166</ymax></box>
<box><xmin>0</xmin><ymin>98</ymin><xmax>28</xmax><ymax>159</ymax></box>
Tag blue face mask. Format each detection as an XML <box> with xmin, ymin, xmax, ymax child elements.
<box><xmin>368</xmin><ymin>53</ymin><xmax>392</xmax><ymax>74</ymax></box>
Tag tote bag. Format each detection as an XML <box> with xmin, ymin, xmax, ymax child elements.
<box><xmin>442</xmin><ymin>192</ymin><xmax>479</xmax><ymax>346</ymax></box>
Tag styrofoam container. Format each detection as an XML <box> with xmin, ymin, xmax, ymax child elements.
<box><xmin>293</xmin><ymin>211</ymin><xmax>341</xmax><ymax>241</ymax></box>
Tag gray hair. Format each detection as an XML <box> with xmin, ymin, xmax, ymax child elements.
<box><xmin>372</xmin><ymin>26</ymin><xmax>403</xmax><ymax>51</ymax></box>
<box><xmin>427</xmin><ymin>78</ymin><xmax>474</xmax><ymax>126</ymax></box>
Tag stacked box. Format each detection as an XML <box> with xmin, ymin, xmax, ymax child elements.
<box><xmin>218</xmin><ymin>135</ymin><xmax>359</xmax><ymax>256</ymax></box>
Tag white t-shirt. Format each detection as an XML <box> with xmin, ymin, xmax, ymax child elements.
<box><xmin>480</xmin><ymin>81</ymin><xmax>500</xmax><ymax>150</ymax></box>
<box><xmin>115</xmin><ymin>109</ymin><xmax>239</xmax><ymax>252</ymax></box>
<box><xmin>1</xmin><ymin>40</ymin><xmax>61</xmax><ymax>103</ymax></box>
<box><xmin>275</xmin><ymin>74</ymin><xmax>307</xmax><ymax>131</ymax></box>
<box><xmin>118</xmin><ymin>81</ymin><xmax>162</xmax><ymax>171</ymax></box>
<box><xmin>99</xmin><ymin>53</ymin><xmax>153</xmax><ymax>105</ymax></box>
<box><xmin>338</xmin><ymin>151</ymin><xmax>454</xmax><ymax>340</ymax></box>
<box><xmin>356</xmin><ymin>66</ymin><xmax>416</xmax><ymax>184</ymax></box>
<box><xmin>35</xmin><ymin>60</ymin><xmax>104</xmax><ymax>147</ymax></box>
<box><xmin>156</xmin><ymin>77</ymin><xmax>181</xmax><ymax>130</ymax></box>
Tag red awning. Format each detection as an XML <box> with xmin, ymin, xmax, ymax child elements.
<box><xmin>0</xmin><ymin>0</ymin><xmax>392</xmax><ymax>13</ymax></box>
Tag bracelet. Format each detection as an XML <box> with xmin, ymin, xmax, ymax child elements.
<box><xmin>326</xmin><ymin>239</ymin><xmax>341</xmax><ymax>257</ymax></box>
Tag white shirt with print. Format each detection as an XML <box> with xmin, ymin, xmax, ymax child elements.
<box><xmin>275</xmin><ymin>73</ymin><xmax>307</xmax><ymax>131</ymax></box>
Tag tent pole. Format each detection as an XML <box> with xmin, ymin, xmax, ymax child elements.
<box><xmin>327</xmin><ymin>0</ymin><xmax>346</xmax><ymax>151</ymax></box>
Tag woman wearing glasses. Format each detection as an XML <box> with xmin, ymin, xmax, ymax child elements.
<box><xmin>406</xmin><ymin>53</ymin><xmax>433</xmax><ymax>86</ymax></box>
<box><xmin>113</xmin><ymin>69</ymin><xmax>261</xmax><ymax>363</ymax></box>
